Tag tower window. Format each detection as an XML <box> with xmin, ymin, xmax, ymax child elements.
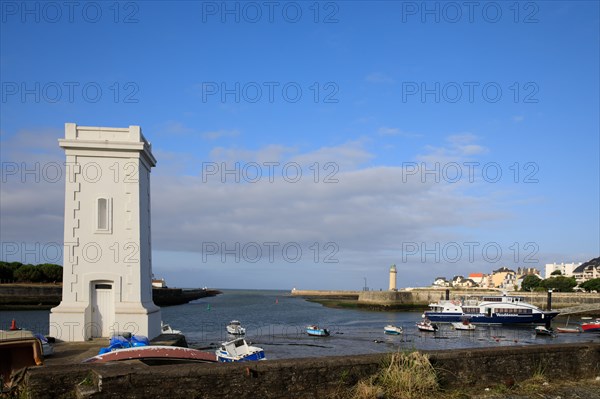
<box><xmin>96</xmin><ymin>197</ymin><xmax>112</xmax><ymax>233</ymax></box>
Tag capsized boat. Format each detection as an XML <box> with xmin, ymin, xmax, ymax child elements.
<box><xmin>306</xmin><ymin>325</ymin><xmax>330</xmax><ymax>337</ymax></box>
<box><xmin>84</xmin><ymin>345</ymin><xmax>217</xmax><ymax>364</ymax></box>
<box><xmin>384</xmin><ymin>325</ymin><xmax>403</xmax><ymax>335</ymax></box>
<box><xmin>423</xmin><ymin>293</ymin><xmax>559</xmax><ymax>324</ymax></box>
<box><xmin>215</xmin><ymin>338</ymin><xmax>265</xmax><ymax>362</ymax></box>
<box><xmin>416</xmin><ymin>319</ymin><xmax>438</xmax><ymax>332</ymax></box>
<box><xmin>226</xmin><ymin>320</ymin><xmax>246</xmax><ymax>335</ymax></box>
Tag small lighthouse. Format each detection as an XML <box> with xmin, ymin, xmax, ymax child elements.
<box><xmin>389</xmin><ymin>264</ymin><xmax>397</xmax><ymax>291</ymax></box>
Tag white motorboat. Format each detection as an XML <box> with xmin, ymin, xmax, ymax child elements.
<box><xmin>161</xmin><ymin>321</ymin><xmax>182</xmax><ymax>334</ymax></box>
<box><xmin>215</xmin><ymin>338</ymin><xmax>265</xmax><ymax>362</ymax></box>
<box><xmin>416</xmin><ymin>319</ymin><xmax>438</xmax><ymax>332</ymax></box>
<box><xmin>452</xmin><ymin>320</ymin><xmax>476</xmax><ymax>330</ymax></box>
<box><xmin>384</xmin><ymin>325</ymin><xmax>403</xmax><ymax>335</ymax></box>
<box><xmin>226</xmin><ymin>320</ymin><xmax>246</xmax><ymax>335</ymax></box>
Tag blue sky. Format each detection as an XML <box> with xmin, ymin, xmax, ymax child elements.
<box><xmin>1</xmin><ymin>1</ymin><xmax>598</xmax><ymax>290</ymax></box>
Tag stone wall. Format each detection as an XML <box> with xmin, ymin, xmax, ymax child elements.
<box><xmin>23</xmin><ymin>343</ymin><xmax>600</xmax><ymax>398</ymax></box>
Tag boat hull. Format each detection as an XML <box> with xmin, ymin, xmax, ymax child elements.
<box><xmin>424</xmin><ymin>311</ymin><xmax>559</xmax><ymax>325</ymax></box>
<box><xmin>216</xmin><ymin>350</ymin><xmax>265</xmax><ymax>362</ymax></box>
<box><xmin>581</xmin><ymin>323</ymin><xmax>600</xmax><ymax>332</ymax></box>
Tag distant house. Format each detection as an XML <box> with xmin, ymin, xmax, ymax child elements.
<box><xmin>572</xmin><ymin>258</ymin><xmax>600</xmax><ymax>283</ymax></box>
<box><xmin>491</xmin><ymin>267</ymin><xmax>516</xmax><ymax>289</ymax></box>
<box><xmin>468</xmin><ymin>273</ymin><xmax>485</xmax><ymax>286</ymax></box>
<box><xmin>451</xmin><ymin>275</ymin><xmax>465</xmax><ymax>287</ymax></box>
<box><xmin>433</xmin><ymin>277</ymin><xmax>449</xmax><ymax>287</ymax></box>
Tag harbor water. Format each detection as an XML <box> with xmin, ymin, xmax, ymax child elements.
<box><xmin>2</xmin><ymin>289</ymin><xmax>599</xmax><ymax>360</ymax></box>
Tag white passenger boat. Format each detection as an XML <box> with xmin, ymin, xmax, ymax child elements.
<box><xmin>423</xmin><ymin>293</ymin><xmax>559</xmax><ymax>325</ymax></box>
<box><xmin>384</xmin><ymin>325</ymin><xmax>403</xmax><ymax>335</ymax></box>
<box><xmin>226</xmin><ymin>320</ymin><xmax>246</xmax><ymax>335</ymax></box>
<box><xmin>215</xmin><ymin>338</ymin><xmax>265</xmax><ymax>362</ymax></box>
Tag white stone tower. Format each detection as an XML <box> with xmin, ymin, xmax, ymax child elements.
<box><xmin>389</xmin><ymin>264</ymin><xmax>397</xmax><ymax>291</ymax></box>
<box><xmin>50</xmin><ymin>123</ymin><xmax>161</xmax><ymax>341</ymax></box>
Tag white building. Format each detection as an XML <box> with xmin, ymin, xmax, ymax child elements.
<box><xmin>544</xmin><ymin>262</ymin><xmax>582</xmax><ymax>279</ymax></box>
<box><xmin>50</xmin><ymin>123</ymin><xmax>161</xmax><ymax>341</ymax></box>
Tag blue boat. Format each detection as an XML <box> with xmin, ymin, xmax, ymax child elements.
<box><xmin>423</xmin><ymin>294</ymin><xmax>559</xmax><ymax>325</ymax></box>
<box><xmin>98</xmin><ymin>333</ymin><xmax>149</xmax><ymax>355</ymax></box>
<box><xmin>215</xmin><ymin>338</ymin><xmax>265</xmax><ymax>362</ymax></box>
<box><xmin>306</xmin><ymin>325</ymin><xmax>330</xmax><ymax>337</ymax></box>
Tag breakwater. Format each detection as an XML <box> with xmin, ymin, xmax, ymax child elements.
<box><xmin>0</xmin><ymin>284</ymin><xmax>220</xmax><ymax>309</ymax></box>
<box><xmin>291</xmin><ymin>289</ymin><xmax>600</xmax><ymax>310</ymax></box>
<box><xmin>22</xmin><ymin>343</ymin><xmax>600</xmax><ymax>398</ymax></box>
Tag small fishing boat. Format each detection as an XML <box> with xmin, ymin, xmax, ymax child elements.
<box><xmin>534</xmin><ymin>326</ymin><xmax>555</xmax><ymax>337</ymax></box>
<box><xmin>161</xmin><ymin>321</ymin><xmax>182</xmax><ymax>334</ymax></box>
<box><xmin>215</xmin><ymin>338</ymin><xmax>265</xmax><ymax>362</ymax></box>
<box><xmin>581</xmin><ymin>320</ymin><xmax>600</xmax><ymax>332</ymax></box>
<box><xmin>384</xmin><ymin>325</ymin><xmax>403</xmax><ymax>335</ymax></box>
<box><xmin>452</xmin><ymin>320</ymin><xmax>476</xmax><ymax>330</ymax></box>
<box><xmin>226</xmin><ymin>320</ymin><xmax>246</xmax><ymax>335</ymax></box>
<box><xmin>556</xmin><ymin>326</ymin><xmax>582</xmax><ymax>333</ymax></box>
<box><xmin>84</xmin><ymin>345</ymin><xmax>217</xmax><ymax>364</ymax></box>
<box><xmin>416</xmin><ymin>319</ymin><xmax>438</xmax><ymax>332</ymax></box>
<box><xmin>306</xmin><ymin>325</ymin><xmax>330</xmax><ymax>337</ymax></box>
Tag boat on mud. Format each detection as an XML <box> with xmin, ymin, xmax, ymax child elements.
<box><xmin>215</xmin><ymin>338</ymin><xmax>265</xmax><ymax>362</ymax></box>
<box><xmin>306</xmin><ymin>325</ymin><xmax>330</xmax><ymax>337</ymax></box>
<box><xmin>384</xmin><ymin>325</ymin><xmax>403</xmax><ymax>335</ymax></box>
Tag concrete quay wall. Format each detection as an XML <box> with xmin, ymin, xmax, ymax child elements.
<box><xmin>24</xmin><ymin>343</ymin><xmax>600</xmax><ymax>398</ymax></box>
<box><xmin>290</xmin><ymin>290</ymin><xmax>361</xmax><ymax>299</ymax></box>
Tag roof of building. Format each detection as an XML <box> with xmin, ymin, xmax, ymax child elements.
<box><xmin>468</xmin><ymin>273</ymin><xmax>484</xmax><ymax>278</ymax></box>
<box><xmin>573</xmin><ymin>257</ymin><xmax>599</xmax><ymax>273</ymax></box>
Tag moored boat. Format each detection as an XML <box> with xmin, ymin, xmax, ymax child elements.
<box><xmin>384</xmin><ymin>325</ymin><xmax>403</xmax><ymax>335</ymax></box>
<box><xmin>556</xmin><ymin>326</ymin><xmax>582</xmax><ymax>333</ymax></box>
<box><xmin>215</xmin><ymin>338</ymin><xmax>265</xmax><ymax>362</ymax></box>
<box><xmin>534</xmin><ymin>326</ymin><xmax>555</xmax><ymax>337</ymax></box>
<box><xmin>226</xmin><ymin>320</ymin><xmax>246</xmax><ymax>335</ymax></box>
<box><xmin>423</xmin><ymin>293</ymin><xmax>559</xmax><ymax>325</ymax></box>
<box><xmin>416</xmin><ymin>319</ymin><xmax>438</xmax><ymax>332</ymax></box>
<box><xmin>161</xmin><ymin>321</ymin><xmax>182</xmax><ymax>334</ymax></box>
<box><xmin>581</xmin><ymin>320</ymin><xmax>600</xmax><ymax>332</ymax></box>
<box><xmin>306</xmin><ymin>325</ymin><xmax>330</xmax><ymax>337</ymax></box>
<box><xmin>452</xmin><ymin>320</ymin><xmax>476</xmax><ymax>330</ymax></box>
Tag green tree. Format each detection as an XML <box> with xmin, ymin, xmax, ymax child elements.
<box><xmin>541</xmin><ymin>276</ymin><xmax>577</xmax><ymax>292</ymax></box>
<box><xmin>14</xmin><ymin>264</ymin><xmax>44</xmax><ymax>282</ymax></box>
<box><xmin>551</xmin><ymin>270</ymin><xmax>562</xmax><ymax>276</ymax></box>
<box><xmin>580</xmin><ymin>278</ymin><xmax>600</xmax><ymax>292</ymax></box>
<box><xmin>39</xmin><ymin>263</ymin><xmax>63</xmax><ymax>282</ymax></box>
<box><xmin>521</xmin><ymin>275</ymin><xmax>542</xmax><ymax>291</ymax></box>
<box><xmin>0</xmin><ymin>264</ymin><xmax>14</xmax><ymax>281</ymax></box>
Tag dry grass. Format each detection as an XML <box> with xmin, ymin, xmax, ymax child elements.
<box><xmin>351</xmin><ymin>351</ymin><xmax>439</xmax><ymax>399</ymax></box>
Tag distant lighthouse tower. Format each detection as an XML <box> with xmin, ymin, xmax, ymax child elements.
<box><xmin>389</xmin><ymin>264</ymin><xmax>397</xmax><ymax>291</ymax></box>
<box><xmin>49</xmin><ymin>123</ymin><xmax>161</xmax><ymax>341</ymax></box>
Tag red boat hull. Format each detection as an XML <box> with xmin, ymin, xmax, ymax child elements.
<box><xmin>581</xmin><ymin>323</ymin><xmax>600</xmax><ymax>332</ymax></box>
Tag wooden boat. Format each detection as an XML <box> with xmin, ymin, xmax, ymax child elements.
<box><xmin>0</xmin><ymin>330</ymin><xmax>44</xmax><ymax>387</ymax></box>
<box><xmin>306</xmin><ymin>325</ymin><xmax>330</xmax><ymax>337</ymax></box>
<box><xmin>216</xmin><ymin>338</ymin><xmax>265</xmax><ymax>362</ymax></box>
<box><xmin>84</xmin><ymin>345</ymin><xmax>217</xmax><ymax>364</ymax></box>
<box><xmin>416</xmin><ymin>319</ymin><xmax>438</xmax><ymax>332</ymax></box>
<box><xmin>384</xmin><ymin>325</ymin><xmax>403</xmax><ymax>335</ymax></box>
